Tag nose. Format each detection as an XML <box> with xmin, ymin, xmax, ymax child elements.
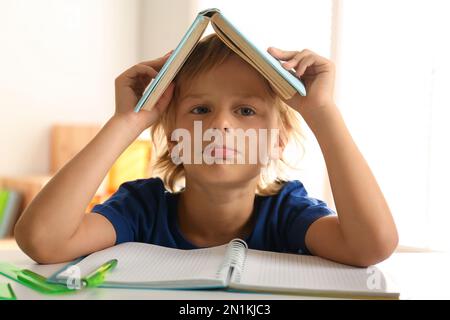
<box><xmin>212</xmin><ymin>127</ymin><xmax>231</xmax><ymax>133</ymax></box>
<box><xmin>209</xmin><ymin>109</ymin><xmax>232</xmax><ymax>133</ymax></box>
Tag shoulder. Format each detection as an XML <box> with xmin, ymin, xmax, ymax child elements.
<box><xmin>115</xmin><ymin>176</ymin><xmax>166</xmax><ymax>193</ymax></box>
<box><xmin>90</xmin><ymin>177</ymin><xmax>169</xmax><ymax>244</ymax></box>
<box><xmin>111</xmin><ymin>177</ymin><xmax>167</xmax><ymax>201</ymax></box>
<box><xmin>285</xmin><ymin>180</ymin><xmax>331</xmax><ymax>207</ymax></box>
<box><xmin>266</xmin><ymin>179</ymin><xmax>323</xmax><ymax>206</ymax></box>
<box><xmin>277</xmin><ymin>179</ymin><xmax>308</xmax><ymax>197</ymax></box>
<box><xmin>92</xmin><ymin>177</ymin><xmax>168</xmax><ymax>215</ymax></box>
<box><xmin>259</xmin><ymin>179</ymin><xmax>335</xmax><ymax>221</ymax></box>
<box><xmin>257</xmin><ymin>180</ymin><xmax>335</xmax><ymax>254</ymax></box>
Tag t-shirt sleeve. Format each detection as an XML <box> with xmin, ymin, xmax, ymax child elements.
<box><xmin>282</xmin><ymin>181</ymin><xmax>336</xmax><ymax>255</ymax></box>
<box><xmin>91</xmin><ymin>178</ymin><xmax>165</xmax><ymax>245</ymax></box>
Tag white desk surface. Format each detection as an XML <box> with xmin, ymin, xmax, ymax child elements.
<box><xmin>1</xmin><ymin>239</ymin><xmax>449</xmax><ymax>300</ymax></box>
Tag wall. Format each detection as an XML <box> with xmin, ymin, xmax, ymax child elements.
<box><xmin>0</xmin><ymin>0</ymin><xmax>196</xmax><ymax>176</ymax></box>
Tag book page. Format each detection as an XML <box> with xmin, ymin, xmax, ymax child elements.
<box><xmin>231</xmin><ymin>249</ymin><xmax>396</xmax><ymax>296</ymax></box>
<box><xmin>57</xmin><ymin>242</ymin><xmax>229</xmax><ymax>285</ymax></box>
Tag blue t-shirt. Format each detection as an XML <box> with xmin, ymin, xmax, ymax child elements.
<box><xmin>92</xmin><ymin>177</ymin><xmax>335</xmax><ymax>255</ymax></box>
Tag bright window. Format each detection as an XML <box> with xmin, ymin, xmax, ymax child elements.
<box><xmin>194</xmin><ymin>0</ymin><xmax>450</xmax><ymax>251</ymax></box>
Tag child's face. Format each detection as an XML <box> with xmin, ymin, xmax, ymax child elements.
<box><xmin>171</xmin><ymin>55</ymin><xmax>280</xmax><ymax>188</ymax></box>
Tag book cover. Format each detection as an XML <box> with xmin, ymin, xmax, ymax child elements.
<box><xmin>134</xmin><ymin>8</ymin><xmax>306</xmax><ymax>113</ymax></box>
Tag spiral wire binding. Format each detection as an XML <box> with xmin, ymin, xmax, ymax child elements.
<box><xmin>215</xmin><ymin>238</ymin><xmax>248</xmax><ymax>284</ymax></box>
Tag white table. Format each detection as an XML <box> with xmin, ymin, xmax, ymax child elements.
<box><xmin>1</xmin><ymin>239</ymin><xmax>449</xmax><ymax>300</ymax></box>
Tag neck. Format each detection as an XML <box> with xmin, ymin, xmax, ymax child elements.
<box><xmin>177</xmin><ymin>176</ymin><xmax>259</xmax><ymax>247</ymax></box>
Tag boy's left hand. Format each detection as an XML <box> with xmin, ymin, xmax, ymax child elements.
<box><xmin>267</xmin><ymin>47</ymin><xmax>336</xmax><ymax>119</ymax></box>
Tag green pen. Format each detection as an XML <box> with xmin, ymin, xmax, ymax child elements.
<box><xmin>1</xmin><ymin>262</ymin><xmax>74</xmax><ymax>295</ymax></box>
<box><xmin>0</xmin><ymin>283</ymin><xmax>17</xmax><ymax>300</ymax></box>
<box><xmin>81</xmin><ymin>259</ymin><xmax>118</xmax><ymax>288</ymax></box>
<box><xmin>16</xmin><ymin>269</ymin><xmax>73</xmax><ymax>294</ymax></box>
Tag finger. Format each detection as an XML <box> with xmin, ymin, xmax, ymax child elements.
<box><xmin>153</xmin><ymin>82</ymin><xmax>175</xmax><ymax>114</ymax></box>
<box><xmin>267</xmin><ymin>47</ymin><xmax>299</xmax><ymax>61</ymax></box>
<box><xmin>119</xmin><ymin>64</ymin><xmax>158</xmax><ymax>84</ymax></box>
<box><xmin>282</xmin><ymin>50</ymin><xmax>311</xmax><ymax>69</ymax></box>
<box><xmin>139</xmin><ymin>52</ymin><xmax>173</xmax><ymax>71</ymax></box>
<box><xmin>294</xmin><ymin>55</ymin><xmax>317</xmax><ymax>77</ymax></box>
<box><xmin>139</xmin><ymin>52</ymin><xmax>171</xmax><ymax>66</ymax></box>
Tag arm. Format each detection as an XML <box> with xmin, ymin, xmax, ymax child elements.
<box><xmin>14</xmin><ymin>52</ymin><xmax>175</xmax><ymax>264</ymax></box>
<box><xmin>268</xmin><ymin>47</ymin><xmax>398</xmax><ymax>267</ymax></box>
<box><xmin>304</xmin><ymin>105</ymin><xmax>398</xmax><ymax>267</ymax></box>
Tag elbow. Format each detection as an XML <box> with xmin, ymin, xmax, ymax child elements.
<box><xmin>351</xmin><ymin>229</ymin><xmax>399</xmax><ymax>268</ymax></box>
<box><xmin>14</xmin><ymin>220</ymin><xmax>60</xmax><ymax>264</ymax></box>
<box><xmin>14</xmin><ymin>218</ymin><xmax>32</xmax><ymax>255</ymax></box>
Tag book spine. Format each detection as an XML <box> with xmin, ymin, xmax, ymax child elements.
<box><xmin>215</xmin><ymin>238</ymin><xmax>247</xmax><ymax>283</ymax></box>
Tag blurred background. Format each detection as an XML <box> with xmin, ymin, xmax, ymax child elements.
<box><xmin>0</xmin><ymin>0</ymin><xmax>449</xmax><ymax>252</ymax></box>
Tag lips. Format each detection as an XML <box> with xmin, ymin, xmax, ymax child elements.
<box><xmin>211</xmin><ymin>147</ymin><xmax>237</xmax><ymax>158</ymax></box>
<box><xmin>204</xmin><ymin>145</ymin><xmax>239</xmax><ymax>159</ymax></box>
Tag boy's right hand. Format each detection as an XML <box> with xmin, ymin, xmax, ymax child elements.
<box><xmin>114</xmin><ymin>50</ymin><xmax>175</xmax><ymax>133</ymax></box>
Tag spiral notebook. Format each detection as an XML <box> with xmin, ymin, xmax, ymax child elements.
<box><xmin>51</xmin><ymin>239</ymin><xmax>399</xmax><ymax>299</ymax></box>
<box><xmin>134</xmin><ymin>8</ymin><xmax>306</xmax><ymax>112</ymax></box>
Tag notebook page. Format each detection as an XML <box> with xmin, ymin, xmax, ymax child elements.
<box><xmin>231</xmin><ymin>249</ymin><xmax>395</xmax><ymax>296</ymax></box>
<box><xmin>57</xmin><ymin>242</ymin><xmax>228</xmax><ymax>284</ymax></box>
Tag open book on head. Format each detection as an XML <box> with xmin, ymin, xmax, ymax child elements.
<box><xmin>50</xmin><ymin>239</ymin><xmax>399</xmax><ymax>299</ymax></box>
<box><xmin>134</xmin><ymin>8</ymin><xmax>307</xmax><ymax>112</ymax></box>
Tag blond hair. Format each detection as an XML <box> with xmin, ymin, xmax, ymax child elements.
<box><xmin>149</xmin><ymin>34</ymin><xmax>305</xmax><ymax>196</ymax></box>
